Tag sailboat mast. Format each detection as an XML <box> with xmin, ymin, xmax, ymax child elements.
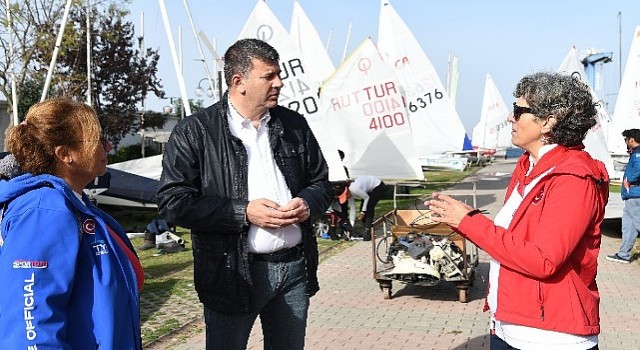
<box><xmin>86</xmin><ymin>0</ymin><xmax>92</xmax><ymax>106</ymax></box>
<box><xmin>41</xmin><ymin>0</ymin><xmax>73</xmax><ymax>102</ymax></box>
<box><xmin>341</xmin><ymin>22</ymin><xmax>352</xmax><ymax>63</ymax></box>
<box><xmin>140</xmin><ymin>11</ymin><xmax>146</xmax><ymax>158</ymax></box>
<box><xmin>158</xmin><ymin>0</ymin><xmax>192</xmax><ymax>117</ymax></box>
<box><xmin>446</xmin><ymin>52</ymin><xmax>452</xmax><ymax>97</ymax></box>
<box><xmin>482</xmin><ymin>76</ymin><xmax>488</xmax><ymax>149</ymax></box>
<box><xmin>6</xmin><ymin>0</ymin><xmax>18</xmax><ymax>125</ymax></box>
<box><xmin>618</xmin><ymin>11</ymin><xmax>622</xmax><ymax>88</ymax></box>
<box><xmin>326</xmin><ymin>29</ymin><xmax>333</xmax><ymax>52</ymax></box>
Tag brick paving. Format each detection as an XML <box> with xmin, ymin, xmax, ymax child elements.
<box><xmin>145</xmin><ymin>159</ymin><xmax>640</xmax><ymax>350</ymax></box>
<box><xmin>139</xmin><ymin>267</ymin><xmax>201</xmax><ymax>343</ymax></box>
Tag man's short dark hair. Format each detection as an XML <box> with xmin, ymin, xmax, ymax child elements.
<box><xmin>223</xmin><ymin>39</ymin><xmax>280</xmax><ymax>86</ymax></box>
<box><xmin>622</xmin><ymin>129</ymin><xmax>640</xmax><ymax>143</ymax></box>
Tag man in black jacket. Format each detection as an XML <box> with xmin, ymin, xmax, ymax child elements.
<box><xmin>157</xmin><ymin>38</ymin><xmax>332</xmax><ymax>349</ymax></box>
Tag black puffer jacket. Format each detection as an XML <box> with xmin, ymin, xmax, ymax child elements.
<box><xmin>157</xmin><ymin>94</ymin><xmax>332</xmax><ymax>313</ymax></box>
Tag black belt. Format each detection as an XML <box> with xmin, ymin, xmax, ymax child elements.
<box><xmin>250</xmin><ymin>244</ymin><xmax>304</xmax><ymax>263</ymax></box>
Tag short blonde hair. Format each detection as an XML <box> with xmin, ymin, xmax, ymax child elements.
<box><xmin>6</xmin><ymin>98</ymin><xmax>101</xmax><ymax>175</ymax></box>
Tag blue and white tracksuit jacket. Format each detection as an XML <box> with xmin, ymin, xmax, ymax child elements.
<box><xmin>0</xmin><ymin>173</ymin><xmax>142</xmax><ymax>349</ymax></box>
<box><xmin>622</xmin><ymin>146</ymin><xmax>640</xmax><ymax>200</ymax></box>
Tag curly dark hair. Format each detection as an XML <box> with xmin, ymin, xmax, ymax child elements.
<box><xmin>513</xmin><ymin>72</ymin><xmax>598</xmax><ymax>147</ymax></box>
<box><xmin>223</xmin><ymin>38</ymin><xmax>280</xmax><ymax>87</ymax></box>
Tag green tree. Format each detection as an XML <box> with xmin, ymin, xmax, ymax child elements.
<box><xmin>12</xmin><ymin>77</ymin><xmax>48</xmax><ymax>121</ymax></box>
<box><xmin>37</xmin><ymin>3</ymin><xmax>165</xmax><ymax>147</ymax></box>
<box><xmin>1</xmin><ymin>0</ymin><xmax>166</xmax><ymax>147</ymax></box>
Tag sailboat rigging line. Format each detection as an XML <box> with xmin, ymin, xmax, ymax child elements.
<box><xmin>182</xmin><ymin>0</ymin><xmax>215</xmax><ymax>97</ymax></box>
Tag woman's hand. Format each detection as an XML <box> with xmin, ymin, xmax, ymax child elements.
<box><xmin>425</xmin><ymin>193</ymin><xmax>475</xmax><ymax>228</ymax></box>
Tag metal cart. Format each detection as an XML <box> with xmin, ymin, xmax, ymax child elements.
<box><xmin>371</xmin><ymin>181</ymin><xmax>480</xmax><ymax>302</ymax></box>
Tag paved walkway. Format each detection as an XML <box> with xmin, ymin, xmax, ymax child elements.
<box><xmin>147</xmin><ymin>159</ymin><xmax>640</xmax><ymax>349</ymax></box>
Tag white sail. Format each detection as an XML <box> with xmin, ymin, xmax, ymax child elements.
<box><xmin>377</xmin><ymin>0</ymin><xmax>467</xmax><ymax>156</ymax></box>
<box><xmin>557</xmin><ymin>46</ymin><xmax>615</xmax><ymax>177</ymax></box>
<box><xmin>608</xmin><ymin>25</ymin><xmax>640</xmax><ymax>155</ymax></box>
<box><xmin>238</xmin><ymin>0</ymin><xmax>346</xmax><ymax>180</ymax></box>
<box><xmin>319</xmin><ymin>38</ymin><xmax>424</xmax><ymax>180</ymax></box>
<box><xmin>289</xmin><ymin>0</ymin><xmax>335</xmax><ymax>87</ymax></box>
<box><xmin>471</xmin><ymin>74</ymin><xmax>511</xmax><ymax>150</ymax></box>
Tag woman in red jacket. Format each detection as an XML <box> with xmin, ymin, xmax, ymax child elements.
<box><xmin>428</xmin><ymin>72</ymin><xmax>608</xmax><ymax>350</ymax></box>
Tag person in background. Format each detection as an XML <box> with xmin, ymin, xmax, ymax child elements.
<box><xmin>0</xmin><ymin>98</ymin><xmax>143</xmax><ymax>349</ymax></box>
<box><xmin>335</xmin><ymin>150</ymin><xmax>354</xmax><ymax>237</ymax></box>
<box><xmin>349</xmin><ymin>175</ymin><xmax>385</xmax><ymax>241</ymax></box>
<box><xmin>606</xmin><ymin>128</ymin><xmax>640</xmax><ymax>264</ymax></box>
<box><xmin>157</xmin><ymin>38</ymin><xmax>332</xmax><ymax>349</ymax></box>
<box><xmin>428</xmin><ymin>72</ymin><xmax>607</xmax><ymax>350</ymax></box>
<box><xmin>335</xmin><ymin>182</ymin><xmax>354</xmax><ymax>238</ymax></box>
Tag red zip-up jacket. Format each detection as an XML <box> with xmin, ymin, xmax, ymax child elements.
<box><xmin>457</xmin><ymin>146</ymin><xmax>609</xmax><ymax>335</ymax></box>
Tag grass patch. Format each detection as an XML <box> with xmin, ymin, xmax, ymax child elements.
<box><xmin>142</xmin><ymin>318</ymin><xmax>182</xmax><ymax>344</ymax></box>
<box><xmin>130</xmin><ymin>233</ymin><xmax>192</xmax><ymax>278</ymax></box>
<box><xmin>317</xmin><ymin>237</ymin><xmax>344</xmax><ymax>252</ymax></box>
<box><xmin>610</xmin><ymin>183</ymin><xmax>621</xmax><ymax>194</ymax></box>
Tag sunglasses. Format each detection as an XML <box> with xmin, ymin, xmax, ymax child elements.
<box><xmin>512</xmin><ymin>102</ymin><xmax>534</xmax><ymax>121</ymax></box>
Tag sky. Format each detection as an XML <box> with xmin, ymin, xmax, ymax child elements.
<box><xmin>127</xmin><ymin>0</ymin><xmax>640</xmax><ymax>134</ymax></box>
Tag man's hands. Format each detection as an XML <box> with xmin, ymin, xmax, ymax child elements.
<box><xmin>246</xmin><ymin>197</ymin><xmax>310</xmax><ymax>229</ymax></box>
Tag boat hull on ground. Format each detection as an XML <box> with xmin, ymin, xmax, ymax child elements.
<box><xmin>419</xmin><ymin>156</ymin><xmax>468</xmax><ymax>172</ymax></box>
<box><xmin>84</xmin><ymin>167</ymin><xmax>159</xmax><ymax>209</ymax></box>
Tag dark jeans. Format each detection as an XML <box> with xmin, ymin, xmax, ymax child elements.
<box><xmin>361</xmin><ymin>181</ymin><xmax>386</xmax><ymax>240</ymax></box>
<box><xmin>490</xmin><ymin>333</ymin><xmax>599</xmax><ymax>350</ymax></box>
<box><xmin>204</xmin><ymin>256</ymin><xmax>309</xmax><ymax>350</ymax></box>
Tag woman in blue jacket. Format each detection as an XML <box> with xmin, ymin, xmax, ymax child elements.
<box><xmin>0</xmin><ymin>99</ymin><xmax>144</xmax><ymax>349</ymax></box>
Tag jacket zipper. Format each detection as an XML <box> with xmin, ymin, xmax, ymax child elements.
<box><xmin>538</xmin><ymin>281</ymin><xmax>544</xmax><ymax>321</ymax></box>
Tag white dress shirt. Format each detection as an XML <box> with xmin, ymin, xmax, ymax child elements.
<box><xmin>227</xmin><ymin>100</ymin><xmax>301</xmax><ymax>253</ymax></box>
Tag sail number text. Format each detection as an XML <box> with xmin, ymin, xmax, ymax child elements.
<box><xmin>363</xmin><ymin>98</ymin><xmax>406</xmax><ymax>130</ymax></box>
<box><xmin>278</xmin><ymin>58</ymin><xmax>319</xmax><ymax>116</ymax></box>
<box><xmin>408</xmin><ymin>88</ymin><xmax>444</xmax><ymax>113</ymax></box>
